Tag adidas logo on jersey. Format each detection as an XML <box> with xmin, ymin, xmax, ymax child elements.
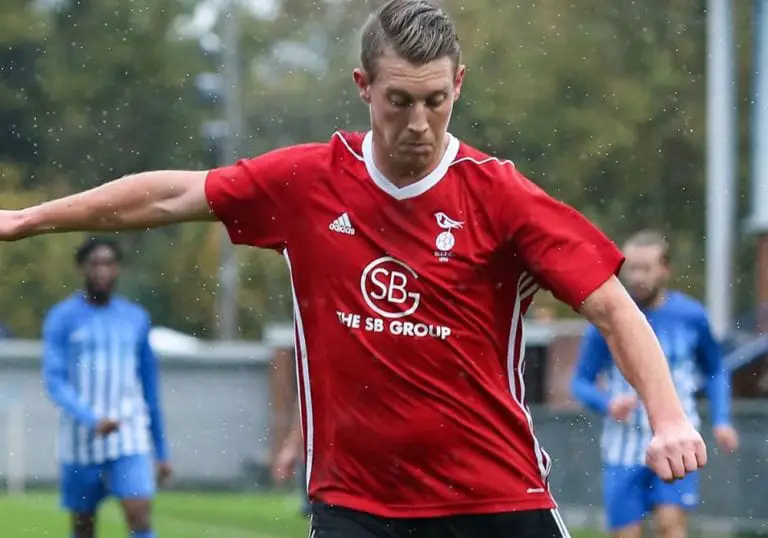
<box><xmin>329</xmin><ymin>212</ymin><xmax>356</xmax><ymax>235</ymax></box>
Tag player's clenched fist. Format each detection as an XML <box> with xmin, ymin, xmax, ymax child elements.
<box><xmin>646</xmin><ymin>421</ymin><xmax>707</xmax><ymax>482</ymax></box>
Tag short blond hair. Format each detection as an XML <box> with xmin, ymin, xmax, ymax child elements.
<box><xmin>360</xmin><ymin>0</ymin><xmax>461</xmax><ymax>81</ymax></box>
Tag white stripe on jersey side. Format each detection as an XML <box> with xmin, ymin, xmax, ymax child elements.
<box><xmin>519</xmin><ymin>274</ymin><xmax>533</xmax><ymax>292</ymax></box>
<box><xmin>519</xmin><ymin>273</ymin><xmax>540</xmax><ymax>301</ymax></box>
<box><xmin>550</xmin><ymin>509</ymin><xmax>571</xmax><ymax>538</ymax></box>
<box><xmin>283</xmin><ymin>249</ymin><xmax>314</xmax><ymax>491</ymax></box>
<box><xmin>516</xmin><ymin>295</ymin><xmax>551</xmax><ymax>477</ymax></box>
<box><xmin>517</xmin><ymin>311</ymin><xmax>552</xmax><ymax>478</ymax></box>
<box><xmin>507</xmin><ymin>272</ymin><xmax>549</xmax><ymax>479</ymax></box>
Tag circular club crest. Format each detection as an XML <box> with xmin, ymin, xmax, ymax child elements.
<box><xmin>435</xmin><ymin>231</ymin><xmax>455</xmax><ymax>252</ymax></box>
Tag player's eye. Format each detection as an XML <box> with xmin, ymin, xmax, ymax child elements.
<box><xmin>426</xmin><ymin>94</ymin><xmax>447</xmax><ymax>108</ymax></box>
<box><xmin>389</xmin><ymin>96</ymin><xmax>411</xmax><ymax>108</ymax></box>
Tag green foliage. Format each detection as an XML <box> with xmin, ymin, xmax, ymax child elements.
<box><xmin>0</xmin><ymin>0</ymin><xmax>759</xmax><ymax>335</ymax></box>
<box><xmin>0</xmin><ymin>180</ymin><xmax>85</xmax><ymax>335</ymax></box>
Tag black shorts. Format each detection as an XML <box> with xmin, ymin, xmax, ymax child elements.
<box><xmin>309</xmin><ymin>503</ymin><xmax>571</xmax><ymax>538</ymax></box>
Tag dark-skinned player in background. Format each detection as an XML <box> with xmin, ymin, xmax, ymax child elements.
<box><xmin>42</xmin><ymin>237</ymin><xmax>172</xmax><ymax>538</ymax></box>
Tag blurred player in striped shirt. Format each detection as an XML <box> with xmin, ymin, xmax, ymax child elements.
<box><xmin>571</xmin><ymin>230</ymin><xmax>739</xmax><ymax>538</ymax></box>
<box><xmin>42</xmin><ymin>237</ymin><xmax>171</xmax><ymax>538</ymax></box>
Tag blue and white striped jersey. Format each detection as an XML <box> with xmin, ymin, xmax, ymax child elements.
<box><xmin>571</xmin><ymin>291</ymin><xmax>730</xmax><ymax>467</ymax></box>
<box><xmin>42</xmin><ymin>293</ymin><xmax>168</xmax><ymax>465</ymax></box>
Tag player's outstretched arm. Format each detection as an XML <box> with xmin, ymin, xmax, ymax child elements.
<box><xmin>579</xmin><ymin>277</ymin><xmax>686</xmax><ymax>427</ymax></box>
<box><xmin>0</xmin><ymin>170</ymin><xmax>213</xmax><ymax>241</ymax></box>
<box><xmin>579</xmin><ymin>276</ymin><xmax>707</xmax><ymax>480</ymax></box>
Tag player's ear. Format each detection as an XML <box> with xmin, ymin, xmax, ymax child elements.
<box><xmin>661</xmin><ymin>259</ymin><xmax>672</xmax><ymax>280</ymax></box>
<box><xmin>353</xmin><ymin>68</ymin><xmax>372</xmax><ymax>104</ymax></box>
<box><xmin>453</xmin><ymin>64</ymin><xmax>466</xmax><ymax>102</ymax></box>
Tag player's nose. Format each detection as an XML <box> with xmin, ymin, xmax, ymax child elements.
<box><xmin>407</xmin><ymin>103</ymin><xmax>429</xmax><ymax>134</ymax></box>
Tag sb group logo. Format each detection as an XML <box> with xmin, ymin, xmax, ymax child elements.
<box><xmin>360</xmin><ymin>256</ymin><xmax>421</xmax><ymax>319</ymax></box>
<box><xmin>333</xmin><ymin>256</ymin><xmax>452</xmax><ymax>340</ymax></box>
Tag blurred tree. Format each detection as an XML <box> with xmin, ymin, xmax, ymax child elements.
<box><xmin>450</xmin><ymin>0</ymin><xmax>752</xmax><ymax>316</ymax></box>
<box><xmin>35</xmin><ymin>0</ymin><xmax>208</xmax><ymax>187</ymax></box>
<box><xmin>234</xmin><ymin>0</ymin><xmax>755</xmax><ymax>320</ymax></box>
<box><xmin>0</xmin><ymin>0</ymin><xmax>758</xmax><ymax>335</ymax></box>
<box><xmin>0</xmin><ymin>173</ymin><xmax>85</xmax><ymax>336</ymax></box>
<box><xmin>0</xmin><ymin>1</ymin><xmax>50</xmax><ymax>189</ymax></box>
<box><xmin>0</xmin><ymin>0</ymin><xmax>219</xmax><ymax>336</ymax></box>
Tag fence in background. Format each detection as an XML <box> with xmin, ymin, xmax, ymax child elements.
<box><xmin>0</xmin><ymin>337</ymin><xmax>765</xmax><ymax>535</ymax></box>
<box><xmin>0</xmin><ymin>339</ymin><xmax>273</xmax><ymax>490</ymax></box>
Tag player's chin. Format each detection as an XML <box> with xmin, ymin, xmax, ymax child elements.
<box><xmin>397</xmin><ymin>148</ymin><xmax>434</xmax><ymax>169</ymax></box>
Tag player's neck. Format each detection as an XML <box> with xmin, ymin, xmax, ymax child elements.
<box><xmin>83</xmin><ymin>290</ymin><xmax>112</xmax><ymax>306</ymax></box>
<box><xmin>651</xmin><ymin>289</ymin><xmax>667</xmax><ymax>308</ymax></box>
<box><xmin>638</xmin><ymin>289</ymin><xmax>667</xmax><ymax>310</ymax></box>
<box><xmin>373</xmin><ymin>136</ymin><xmax>449</xmax><ymax>188</ymax></box>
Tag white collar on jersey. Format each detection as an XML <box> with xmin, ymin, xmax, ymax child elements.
<box><xmin>361</xmin><ymin>130</ymin><xmax>460</xmax><ymax>201</ymax></box>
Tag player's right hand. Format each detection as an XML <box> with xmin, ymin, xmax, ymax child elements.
<box><xmin>0</xmin><ymin>210</ymin><xmax>26</xmax><ymax>242</ymax></box>
<box><xmin>646</xmin><ymin>420</ymin><xmax>707</xmax><ymax>483</ymax></box>
<box><xmin>272</xmin><ymin>444</ymin><xmax>300</xmax><ymax>485</ymax></box>
<box><xmin>94</xmin><ymin>418</ymin><xmax>120</xmax><ymax>436</ymax></box>
<box><xmin>713</xmin><ymin>424</ymin><xmax>739</xmax><ymax>454</ymax></box>
<box><xmin>156</xmin><ymin>461</ymin><xmax>173</xmax><ymax>487</ymax></box>
<box><xmin>608</xmin><ymin>394</ymin><xmax>638</xmax><ymax>422</ymax></box>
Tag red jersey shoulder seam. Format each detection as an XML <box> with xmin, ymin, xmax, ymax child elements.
<box><xmin>332</xmin><ymin>131</ymin><xmax>365</xmax><ymax>162</ymax></box>
<box><xmin>449</xmin><ymin>154</ymin><xmax>516</xmax><ymax>171</ymax></box>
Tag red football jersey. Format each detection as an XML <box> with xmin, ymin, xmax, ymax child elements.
<box><xmin>205</xmin><ymin>131</ymin><xmax>624</xmax><ymax>518</ymax></box>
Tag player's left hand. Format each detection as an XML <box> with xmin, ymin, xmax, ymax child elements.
<box><xmin>646</xmin><ymin>420</ymin><xmax>707</xmax><ymax>483</ymax></box>
<box><xmin>272</xmin><ymin>443</ymin><xmax>300</xmax><ymax>485</ymax></box>
<box><xmin>156</xmin><ymin>461</ymin><xmax>173</xmax><ymax>487</ymax></box>
<box><xmin>713</xmin><ymin>424</ymin><xmax>739</xmax><ymax>454</ymax></box>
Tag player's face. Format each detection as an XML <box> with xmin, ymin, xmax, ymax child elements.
<box><xmin>354</xmin><ymin>51</ymin><xmax>465</xmax><ymax>178</ymax></box>
<box><xmin>82</xmin><ymin>246</ymin><xmax>120</xmax><ymax>296</ymax></box>
<box><xmin>621</xmin><ymin>244</ymin><xmax>669</xmax><ymax>305</ymax></box>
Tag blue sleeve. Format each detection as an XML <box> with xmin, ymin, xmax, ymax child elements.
<box><xmin>571</xmin><ymin>326</ymin><xmax>612</xmax><ymax>415</ymax></box>
<box><xmin>694</xmin><ymin>312</ymin><xmax>731</xmax><ymax>426</ymax></box>
<box><xmin>137</xmin><ymin>315</ymin><xmax>169</xmax><ymax>461</ymax></box>
<box><xmin>41</xmin><ymin>306</ymin><xmax>99</xmax><ymax>427</ymax></box>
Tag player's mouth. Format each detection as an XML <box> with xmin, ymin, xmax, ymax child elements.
<box><xmin>401</xmin><ymin>142</ymin><xmax>432</xmax><ymax>154</ymax></box>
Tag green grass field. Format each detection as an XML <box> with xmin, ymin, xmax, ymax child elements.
<box><xmin>0</xmin><ymin>491</ymin><xmax>606</xmax><ymax>537</ymax></box>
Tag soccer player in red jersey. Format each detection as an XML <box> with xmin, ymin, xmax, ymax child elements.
<box><xmin>0</xmin><ymin>1</ymin><xmax>707</xmax><ymax>536</ymax></box>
